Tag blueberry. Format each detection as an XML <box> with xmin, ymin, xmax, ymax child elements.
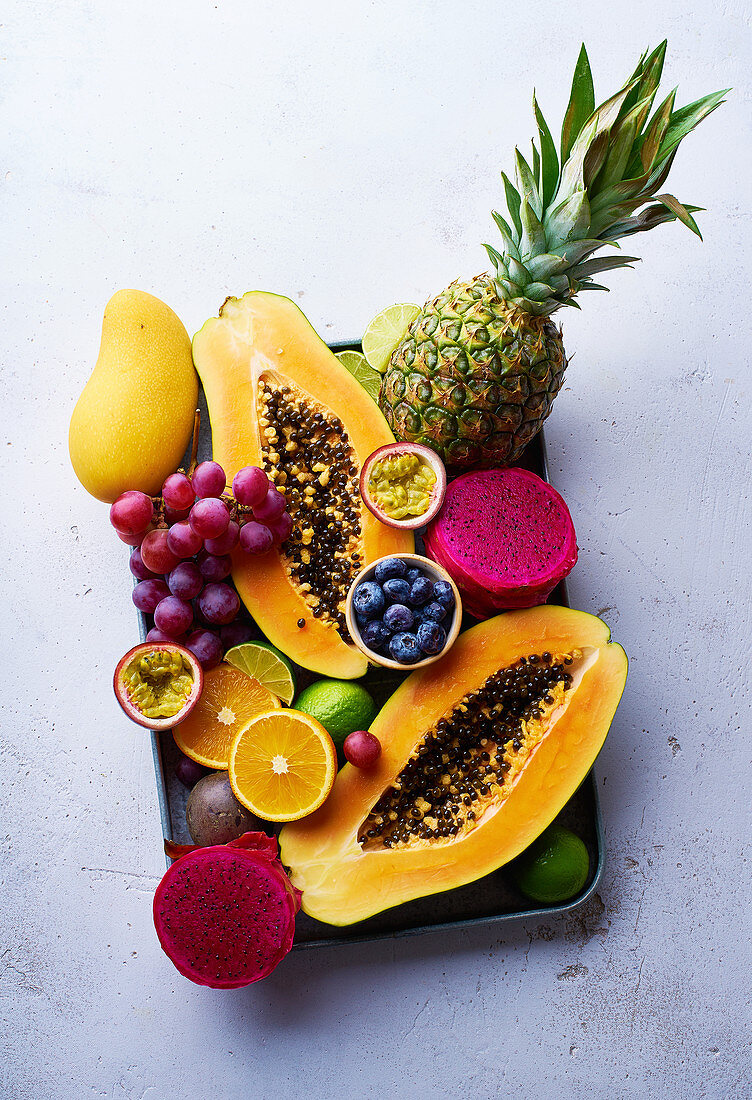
<box><xmin>418</xmin><ymin>600</ymin><xmax>447</xmax><ymax>623</ymax></box>
<box><xmin>417</xmin><ymin>620</ymin><xmax>447</xmax><ymax>655</ymax></box>
<box><xmin>383</xmin><ymin>603</ymin><xmax>414</xmax><ymax>632</ymax></box>
<box><xmin>432</xmin><ymin>579</ymin><xmax>455</xmax><ymax>610</ymax></box>
<box><xmin>374</xmin><ymin>557</ymin><xmax>407</xmax><ymax>584</ymax></box>
<box><xmin>352</xmin><ymin>581</ymin><xmax>385</xmax><ymax>621</ymax></box>
<box><xmin>383</xmin><ymin>577</ymin><xmax>411</xmax><ymax>604</ymax></box>
<box><xmin>406</xmin><ymin>568</ymin><xmax>421</xmax><ymax>584</ymax></box>
<box><xmin>389</xmin><ymin>632</ymin><xmax>422</xmax><ymax>664</ymax></box>
<box><xmin>407</xmin><ymin>575</ymin><xmax>433</xmax><ymax>606</ymax></box>
<box><xmin>360</xmin><ymin>620</ymin><xmax>392</xmax><ymax>652</ymax></box>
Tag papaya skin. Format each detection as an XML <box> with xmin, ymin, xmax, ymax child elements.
<box><xmin>192</xmin><ymin>292</ymin><xmax>413</xmax><ymax>679</ymax></box>
<box><xmin>279</xmin><ymin>606</ymin><xmax>627</xmax><ymax>925</ymax></box>
<box><xmin>69</xmin><ymin>290</ymin><xmax>198</xmax><ymax>503</ymax></box>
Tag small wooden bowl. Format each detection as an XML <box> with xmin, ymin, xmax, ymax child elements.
<box><xmin>345</xmin><ymin>553</ymin><xmax>462</xmax><ymax>671</ymax></box>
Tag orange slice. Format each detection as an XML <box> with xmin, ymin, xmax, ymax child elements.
<box><xmin>174</xmin><ymin>663</ymin><xmax>281</xmax><ymax>769</ymax></box>
<box><xmin>228</xmin><ymin>709</ymin><xmax>337</xmax><ymax>822</ymax></box>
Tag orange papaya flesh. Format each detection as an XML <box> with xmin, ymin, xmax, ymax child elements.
<box><xmin>279</xmin><ymin>605</ymin><xmax>626</xmax><ymax>925</ymax></box>
<box><xmin>192</xmin><ymin>292</ymin><xmax>413</xmax><ymax>679</ymax></box>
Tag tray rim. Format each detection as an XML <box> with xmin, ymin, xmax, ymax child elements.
<box><xmin>144</xmin><ymin>337</ymin><xmax>605</xmax><ymax>948</ymax></box>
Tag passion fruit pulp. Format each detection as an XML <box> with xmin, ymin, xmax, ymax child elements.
<box><xmin>360</xmin><ymin>443</ymin><xmax>446</xmax><ymax>531</ymax></box>
<box><xmin>114</xmin><ymin>642</ymin><xmax>203</xmax><ymax>730</ymax></box>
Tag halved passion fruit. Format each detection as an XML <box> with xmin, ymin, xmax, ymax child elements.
<box><xmin>114</xmin><ymin>642</ymin><xmax>203</xmax><ymax>730</ymax></box>
<box><xmin>360</xmin><ymin>443</ymin><xmax>446</xmax><ymax>530</ymax></box>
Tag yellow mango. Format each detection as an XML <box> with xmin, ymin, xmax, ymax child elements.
<box><xmin>69</xmin><ymin>290</ymin><xmax>198</xmax><ymax>502</ymax></box>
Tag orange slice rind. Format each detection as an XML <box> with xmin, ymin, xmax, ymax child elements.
<box><xmin>229</xmin><ymin>709</ymin><xmax>337</xmax><ymax>822</ymax></box>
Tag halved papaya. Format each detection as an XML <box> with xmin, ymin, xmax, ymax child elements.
<box><xmin>193</xmin><ymin>293</ymin><xmax>413</xmax><ymax>678</ymax></box>
<box><xmin>279</xmin><ymin>605</ymin><xmax>626</xmax><ymax>925</ymax></box>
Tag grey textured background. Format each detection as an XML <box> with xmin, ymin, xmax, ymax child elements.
<box><xmin>2</xmin><ymin>2</ymin><xmax>751</xmax><ymax>1097</ymax></box>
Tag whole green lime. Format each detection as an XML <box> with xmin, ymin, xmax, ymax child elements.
<box><xmin>513</xmin><ymin>824</ymin><xmax>590</xmax><ymax>904</ymax></box>
<box><xmin>294</xmin><ymin>679</ymin><xmax>377</xmax><ymax>747</ymax></box>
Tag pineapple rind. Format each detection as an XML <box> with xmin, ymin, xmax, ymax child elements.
<box><xmin>381</xmin><ymin>276</ymin><xmax>565</xmax><ymax>470</ymax></box>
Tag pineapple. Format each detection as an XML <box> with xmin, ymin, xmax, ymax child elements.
<box><xmin>379</xmin><ymin>43</ymin><xmax>727</xmax><ymax>469</ymax></box>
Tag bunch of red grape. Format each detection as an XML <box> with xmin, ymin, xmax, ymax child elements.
<box><xmin>109</xmin><ymin>461</ymin><xmax>292</xmax><ymax>669</ymax></box>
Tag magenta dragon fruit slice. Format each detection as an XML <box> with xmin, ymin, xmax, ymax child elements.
<box><xmin>424</xmin><ymin>468</ymin><xmax>577</xmax><ymax>619</ymax></box>
<box><xmin>154</xmin><ymin>832</ymin><xmax>302</xmax><ymax>988</ymax></box>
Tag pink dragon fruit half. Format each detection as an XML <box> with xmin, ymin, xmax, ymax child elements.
<box><xmin>423</xmin><ymin>467</ymin><xmax>577</xmax><ymax>619</ymax></box>
<box><xmin>153</xmin><ymin>832</ymin><xmax>302</xmax><ymax>989</ymax></box>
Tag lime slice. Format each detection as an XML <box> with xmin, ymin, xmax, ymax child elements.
<box><xmin>362</xmin><ymin>303</ymin><xmax>421</xmax><ymax>374</ymax></box>
<box><xmin>335</xmin><ymin>350</ymin><xmax>382</xmax><ymax>402</ymax></box>
<box><xmin>224</xmin><ymin>642</ymin><xmax>296</xmax><ymax>706</ymax></box>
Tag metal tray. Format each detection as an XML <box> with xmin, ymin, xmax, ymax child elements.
<box><xmin>140</xmin><ymin>340</ymin><xmax>604</xmax><ymax>949</ymax></box>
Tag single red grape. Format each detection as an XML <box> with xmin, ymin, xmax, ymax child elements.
<box><xmin>232</xmin><ymin>465</ymin><xmax>269</xmax><ymax>508</ymax></box>
<box><xmin>110</xmin><ymin>491</ymin><xmax>154</xmax><ymax>536</ymax></box>
<box><xmin>141</xmin><ymin>529</ymin><xmax>181</xmax><ymax>574</ymax></box>
<box><xmin>146</xmin><ymin>626</ymin><xmax>186</xmax><ymax>644</ymax></box>
<box><xmin>167</xmin><ymin>520</ymin><xmax>203</xmax><ymax>559</ymax></box>
<box><xmin>197</xmin><ymin>550</ymin><xmax>232</xmax><ymax>582</ymax></box>
<box><xmin>185</xmin><ymin>628</ymin><xmax>223</xmax><ymax>669</ymax></box>
<box><xmin>268</xmin><ymin>511</ymin><xmax>293</xmax><ymax>544</ymax></box>
<box><xmin>132</xmin><ymin>579</ymin><xmax>170</xmax><ymax>613</ymax></box>
<box><xmin>164</xmin><ymin>504</ymin><xmax>192</xmax><ymax>524</ymax></box>
<box><xmin>343</xmin><ymin>730</ymin><xmax>382</xmax><ymax>768</ymax></box>
<box><xmin>168</xmin><ymin>561</ymin><xmax>203</xmax><ymax>600</ymax></box>
<box><xmin>189</xmin><ymin>497</ymin><xmax>230</xmax><ymax>539</ymax></box>
<box><xmin>162</xmin><ymin>472</ymin><xmax>195</xmax><ymax>511</ymax></box>
<box><xmin>197</xmin><ymin>582</ymin><xmax>240</xmax><ymax>625</ymax></box>
<box><xmin>117</xmin><ymin>525</ymin><xmax>153</xmax><ymax>547</ymax></box>
<box><xmin>239</xmin><ymin>520</ymin><xmax>274</xmax><ymax>555</ymax></box>
<box><xmin>174</xmin><ymin>752</ymin><xmax>207</xmax><ymax>787</ymax></box>
<box><xmin>204</xmin><ymin>520</ymin><xmax>240</xmax><ymax>555</ymax></box>
<box><xmin>129</xmin><ymin>547</ymin><xmax>158</xmax><ymax>580</ymax></box>
<box><xmin>252</xmin><ymin>487</ymin><xmax>287</xmax><ymax>523</ymax></box>
<box><xmin>154</xmin><ymin>596</ymin><xmax>194</xmax><ymax>637</ymax></box>
<box><xmin>191</xmin><ymin>461</ymin><xmax>226</xmax><ymax>499</ymax></box>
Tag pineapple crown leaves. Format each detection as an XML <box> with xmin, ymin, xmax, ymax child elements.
<box><xmin>484</xmin><ymin>42</ymin><xmax>729</xmax><ymax>316</ymax></box>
